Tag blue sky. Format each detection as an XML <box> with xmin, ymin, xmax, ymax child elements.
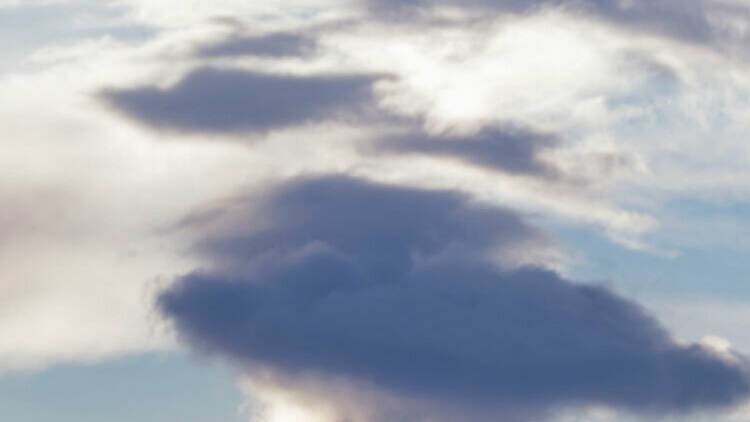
<box><xmin>0</xmin><ymin>354</ymin><xmax>243</xmax><ymax>422</ymax></box>
<box><xmin>4</xmin><ymin>1</ymin><xmax>750</xmax><ymax>421</ymax></box>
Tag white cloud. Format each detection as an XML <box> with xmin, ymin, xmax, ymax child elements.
<box><xmin>0</xmin><ymin>36</ymin><xmax>274</xmax><ymax>371</ymax></box>
<box><xmin>324</xmin><ymin>12</ymin><xmax>636</xmax><ymax>135</ymax></box>
<box><xmin>235</xmin><ymin>369</ymin><xmax>543</xmax><ymax>422</ymax></box>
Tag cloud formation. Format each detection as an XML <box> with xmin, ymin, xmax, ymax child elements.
<box><xmin>102</xmin><ymin>68</ymin><xmax>382</xmax><ymax>134</ymax></box>
<box><xmin>159</xmin><ymin>176</ymin><xmax>749</xmax><ymax>420</ymax></box>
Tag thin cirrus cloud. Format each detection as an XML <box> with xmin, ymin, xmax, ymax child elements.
<box><xmin>373</xmin><ymin>127</ymin><xmax>560</xmax><ymax>177</ymax></box>
<box><xmin>158</xmin><ymin>175</ymin><xmax>750</xmax><ymax>419</ymax></box>
<box><xmin>101</xmin><ymin>67</ymin><xmax>384</xmax><ymax>134</ymax></box>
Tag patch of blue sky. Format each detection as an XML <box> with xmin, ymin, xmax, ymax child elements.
<box><xmin>663</xmin><ymin>196</ymin><xmax>750</xmax><ymax>221</ymax></box>
<box><xmin>0</xmin><ymin>352</ymin><xmax>245</xmax><ymax>422</ymax></box>
<box><xmin>547</xmin><ymin>214</ymin><xmax>750</xmax><ymax>301</ymax></box>
<box><xmin>0</xmin><ymin>1</ymin><xmax>155</xmax><ymax>72</ymax></box>
<box><xmin>606</xmin><ymin>67</ymin><xmax>682</xmax><ymax>132</ymax></box>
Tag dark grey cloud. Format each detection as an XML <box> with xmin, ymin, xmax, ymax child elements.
<box><xmin>199</xmin><ymin>32</ymin><xmax>316</xmax><ymax>58</ymax></box>
<box><xmin>158</xmin><ymin>175</ymin><xmax>749</xmax><ymax>417</ymax></box>
<box><xmin>368</xmin><ymin>0</ymin><xmax>719</xmax><ymax>44</ymax></box>
<box><xmin>184</xmin><ymin>175</ymin><xmax>541</xmax><ymax>278</ymax></box>
<box><xmin>102</xmin><ymin>68</ymin><xmax>382</xmax><ymax>134</ymax></box>
<box><xmin>373</xmin><ymin>127</ymin><xmax>559</xmax><ymax>176</ymax></box>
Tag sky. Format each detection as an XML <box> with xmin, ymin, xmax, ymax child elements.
<box><xmin>4</xmin><ymin>0</ymin><xmax>750</xmax><ymax>421</ymax></box>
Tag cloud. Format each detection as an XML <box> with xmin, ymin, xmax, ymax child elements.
<box><xmin>372</xmin><ymin>126</ymin><xmax>560</xmax><ymax>177</ymax></box>
<box><xmin>101</xmin><ymin>67</ymin><xmax>383</xmax><ymax>134</ymax></box>
<box><xmin>199</xmin><ymin>32</ymin><xmax>317</xmax><ymax>57</ymax></box>
<box><xmin>158</xmin><ymin>175</ymin><xmax>749</xmax><ymax>420</ymax></box>
<box><xmin>182</xmin><ymin>175</ymin><xmax>546</xmax><ymax>274</ymax></box>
